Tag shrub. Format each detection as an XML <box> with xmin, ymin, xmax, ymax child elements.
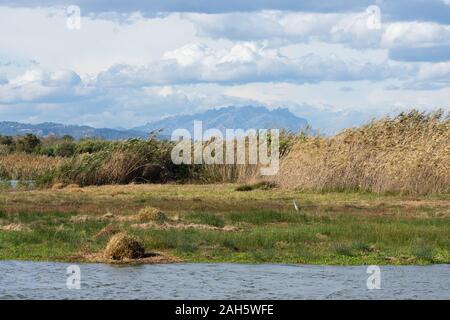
<box><xmin>54</xmin><ymin>141</ymin><xmax>76</xmax><ymax>157</ymax></box>
<box><xmin>75</xmin><ymin>139</ymin><xmax>111</xmax><ymax>154</ymax></box>
<box><xmin>16</xmin><ymin>134</ymin><xmax>41</xmax><ymax>153</ymax></box>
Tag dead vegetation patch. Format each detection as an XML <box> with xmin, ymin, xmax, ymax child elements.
<box><xmin>70</xmin><ymin>207</ymin><xmax>170</xmax><ymax>224</ymax></box>
<box><xmin>137</xmin><ymin>206</ymin><xmax>168</xmax><ymax>222</ymax></box>
<box><xmin>51</xmin><ymin>183</ymin><xmax>65</xmax><ymax>190</ymax></box>
<box><xmin>79</xmin><ymin>251</ymin><xmax>180</xmax><ymax>264</ymax></box>
<box><xmin>104</xmin><ymin>232</ymin><xmax>145</xmax><ymax>260</ymax></box>
<box><xmin>94</xmin><ymin>224</ymin><xmax>119</xmax><ymax>239</ymax></box>
<box><xmin>69</xmin><ymin>212</ymin><xmax>137</xmax><ymax>223</ymax></box>
<box><xmin>0</xmin><ymin>223</ymin><xmax>31</xmax><ymax>232</ymax></box>
<box><xmin>131</xmin><ymin>221</ymin><xmax>239</xmax><ymax>232</ymax></box>
<box><xmin>71</xmin><ymin>231</ymin><xmax>180</xmax><ymax>264</ymax></box>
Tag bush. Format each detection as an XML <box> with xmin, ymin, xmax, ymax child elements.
<box><xmin>75</xmin><ymin>139</ymin><xmax>111</xmax><ymax>154</ymax></box>
<box><xmin>54</xmin><ymin>141</ymin><xmax>76</xmax><ymax>157</ymax></box>
<box><xmin>44</xmin><ymin>138</ymin><xmax>188</xmax><ymax>185</ymax></box>
<box><xmin>16</xmin><ymin>134</ymin><xmax>41</xmax><ymax>153</ymax></box>
<box><xmin>0</xmin><ymin>135</ymin><xmax>14</xmax><ymax>148</ymax></box>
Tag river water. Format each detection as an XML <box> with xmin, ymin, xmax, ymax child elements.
<box><xmin>0</xmin><ymin>261</ymin><xmax>448</xmax><ymax>299</ymax></box>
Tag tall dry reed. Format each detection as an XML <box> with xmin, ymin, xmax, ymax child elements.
<box><xmin>274</xmin><ymin>110</ymin><xmax>449</xmax><ymax>194</ymax></box>
<box><xmin>0</xmin><ymin>153</ymin><xmax>66</xmax><ymax>180</ymax></box>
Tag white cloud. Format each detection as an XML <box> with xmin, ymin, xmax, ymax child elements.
<box><xmin>367</xmin><ymin>86</ymin><xmax>450</xmax><ymax>109</ymax></box>
<box><xmin>418</xmin><ymin>61</ymin><xmax>450</xmax><ymax>80</ymax></box>
<box><xmin>184</xmin><ymin>11</ymin><xmax>381</xmax><ymax>46</ymax></box>
<box><xmin>406</xmin><ymin>61</ymin><xmax>450</xmax><ymax>89</ymax></box>
<box><xmin>0</xmin><ymin>4</ymin><xmax>449</xmax><ymax>131</ymax></box>
<box><xmin>96</xmin><ymin>42</ymin><xmax>409</xmax><ymax>86</ymax></box>
<box><xmin>184</xmin><ymin>11</ymin><xmax>340</xmax><ymax>41</ymax></box>
<box><xmin>184</xmin><ymin>11</ymin><xmax>450</xmax><ymax>51</ymax></box>
<box><xmin>0</xmin><ymin>68</ymin><xmax>87</xmax><ymax>104</ymax></box>
<box><xmin>381</xmin><ymin>22</ymin><xmax>450</xmax><ymax>48</ymax></box>
<box><xmin>0</xmin><ymin>7</ymin><xmax>198</xmax><ymax>75</ymax></box>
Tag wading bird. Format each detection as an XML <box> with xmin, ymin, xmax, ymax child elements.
<box><xmin>293</xmin><ymin>200</ymin><xmax>299</xmax><ymax>212</ymax></box>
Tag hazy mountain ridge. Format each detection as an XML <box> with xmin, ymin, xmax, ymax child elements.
<box><xmin>0</xmin><ymin>121</ymin><xmax>148</xmax><ymax>140</ymax></box>
<box><xmin>133</xmin><ymin>106</ymin><xmax>310</xmax><ymax>135</ymax></box>
<box><xmin>0</xmin><ymin>106</ymin><xmax>311</xmax><ymax>139</ymax></box>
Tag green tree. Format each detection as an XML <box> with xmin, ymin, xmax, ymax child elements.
<box><xmin>0</xmin><ymin>135</ymin><xmax>14</xmax><ymax>146</ymax></box>
<box><xmin>55</xmin><ymin>141</ymin><xmax>76</xmax><ymax>157</ymax></box>
<box><xmin>16</xmin><ymin>134</ymin><xmax>41</xmax><ymax>153</ymax></box>
<box><xmin>62</xmin><ymin>135</ymin><xmax>75</xmax><ymax>142</ymax></box>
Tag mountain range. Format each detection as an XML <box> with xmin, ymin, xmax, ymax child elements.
<box><xmin>133</xmin><ymin>106</ymin><xmax>309</xmax><ymax>136</ymax></box>
<box><xmin>0</xmin><ymin>106</ymin><xmax>310</xmax><ymax>140</ymax></box>
<box><xmin>0</xmin><ymin>121</ymin><xmax>148</xmax><ymax>140</ymax></box>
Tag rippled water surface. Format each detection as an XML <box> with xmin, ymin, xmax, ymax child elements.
<box><xmin>0</xmin><ymin>261</ymin><xmax>448</xmax><ymax>299</ymax></box>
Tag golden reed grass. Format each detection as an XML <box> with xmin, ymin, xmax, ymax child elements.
<box><xmin>273</xmin><ymin>110</ymin><xmax>449</xmax><ymax>195</ymax></box>
<box><xmin>0</xmin><ymin>153</ymin><xmax>66</xmax><ymax>180</ymax></box>
<box><xmin>191</xmin><ymin>138</ymin><xmax>262</xmax><ymax>183</ymax></box>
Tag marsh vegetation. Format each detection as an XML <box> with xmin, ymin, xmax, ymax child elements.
<box><xmin>0</xmin><ymin>184</ymin><xmax>448</xmax><ymax>264</ymax></box>
<box><xmin>0</xmin><ymin>110</ymin><xmax>448</xmax><ymax>264</ymax></box>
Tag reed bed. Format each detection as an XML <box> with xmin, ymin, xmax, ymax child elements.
<box><xmin>1</xmin><ymin>110</ymin><xmax>448</xmax><ymax>195</ymax></box>
<box><xmin>0</xmin><ymin>153</ymin><xmax>66</xmax><ymax>180</ymax></box>
<box><xmin>274</xmin><ymin>110</ymin><xmax>450</xmax><ymax>195</ymax></box>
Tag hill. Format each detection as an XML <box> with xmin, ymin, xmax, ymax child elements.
<box><xmin>0</xmin><ymin>121</ymin><xmax>148</xmax><ymax>140</ymax></box>
<box><xmin>133</xmin><ymin>106</ymin><xmax>310</xmax><ymax>136</ymax></box>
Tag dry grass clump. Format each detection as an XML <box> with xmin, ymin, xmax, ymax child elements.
<box><xmin>275</xmin><ymin>110</ymin><xmax>450</xmax><ymax>194</ymax></box>
<box><xmin>0</xmin><ymin>223</ymin><xmax>31</xmax><ymax>232</ymax></box>
<box><xmin>51</xmin><ymin>182</ymin><xmax>65</xmax><ymax>190</ymax></box>
<box><xmin>138</xmin><ymin>206</ymin><xmax>167</xmax><ymax>222</ymax></box>
<box><xmin>65</xmin><ymin>184</ymin><xmax>80</xmax><ymax>189</ymax></box>
<box><xmin>0</xmin><ymin>153</ymin><xmax>65</xmax><ymax>180</ymax></box>
<box><xmin>131</xmin><ymin>221</ymin><xmax>239</xmax><ymax>232</ymax></box>
<box><xmin>94</xmin><ymin>225</ymin><xmax>119</xmax><ymax>239</ymax></box>
<box><xmin>104</xmin><ymin>232</ymin><xmax>145</xmax><ymax>260</ymax></box>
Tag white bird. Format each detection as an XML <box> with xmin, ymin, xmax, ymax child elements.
<box><xmin>293</xmin><ymin>200</ymin><xmax>299</xmax><ymax>212</ymax></box>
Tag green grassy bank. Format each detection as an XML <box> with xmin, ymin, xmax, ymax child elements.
<box><xmin>0</xmin><ymin>184</ymin><xmax>449</xmax><ymax>265</ymax></box>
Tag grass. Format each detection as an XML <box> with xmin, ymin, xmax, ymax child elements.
<box><xmin>184</xmin><ymin>212</ymin><xmax>225</xmax><ymax>228</ymax></box>
<box><xmin>235</xmin><ymin>181</ymin><xmax>277</xmax><ymax>192</ymax></box>
<box><xmin>0</xmin><ymin>183</ymin><xmax>448</xmax><ymax>265</ymax></box>
<box><xmin>225</xmin><ymin>210</ymin><xmax>306</xmax><ymax>225</ymax></box>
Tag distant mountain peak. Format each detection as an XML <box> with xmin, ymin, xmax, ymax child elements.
<box><xmin>0</xmin><ymin>106</ymin><xmax>311</xmax><ymax>140</ymax></box>
<box><xmin>133</xmin><ymin>105</ymin><xmax>309</xmax><ymax>135</ymax></box>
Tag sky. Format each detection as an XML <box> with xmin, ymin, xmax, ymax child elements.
<box><xmin>0</xmin><ymin>0</ymin><xmax>449</xmax><ymax>133</ymax></box>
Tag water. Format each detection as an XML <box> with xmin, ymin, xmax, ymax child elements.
<box><xmin>0</xmin><ymin>180</ymin><xmax>34</xmax><ymax>189</ymax></box>
<box><xmin>0</xmin><ymin>261</ymin><xmax>448</xmax><ymax>299</ymax></box>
